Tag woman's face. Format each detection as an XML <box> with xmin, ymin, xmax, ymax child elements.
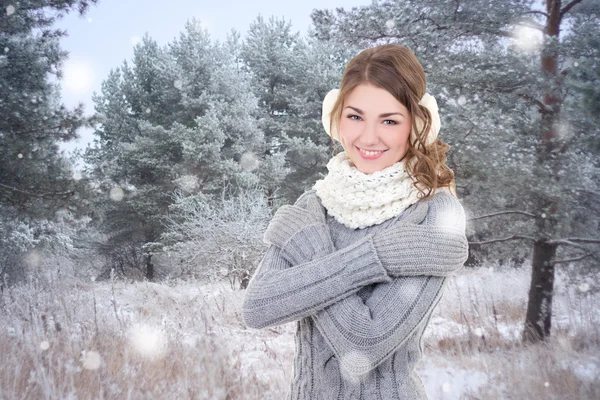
<box><xmin>338</xmin><ymin>83</ymin><xmax>412</xmax><ymax>174</ymax></box>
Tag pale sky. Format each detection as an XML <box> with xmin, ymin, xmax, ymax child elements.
<box><xmin>55</xmin><ymin>0</ymin><xmax>373</xmax><ymax>155</ymax></box>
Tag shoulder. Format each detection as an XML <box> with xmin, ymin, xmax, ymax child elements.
<box><xmin>429</xmin><ymin>188</ymin><xmax>464</xmax><ymax>209</ymax></box>
<box><xmin>423</xmin><ymin>188</ymin><xmax>466</xmax><ymax>226</ymax></box>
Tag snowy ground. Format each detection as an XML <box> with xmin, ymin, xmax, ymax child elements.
<box><xmin>1</xmin><ymin>264</ymin><xmax>599</xmax><ymax>399</ymax></box>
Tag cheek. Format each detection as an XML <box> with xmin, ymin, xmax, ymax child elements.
<box><xmin>339</xmin><ymin>118</ymin><xmax>354</xmax><ymax>146</ymax></box>
<box><xmin>391</xmin><ymin>125</ymin><xmax>411</xmax><ymax>148</ymax></box>
<box><xmin>338</xmin><ymin>119</ymin><xmax>358</xmax><ymax>145</ymax></box>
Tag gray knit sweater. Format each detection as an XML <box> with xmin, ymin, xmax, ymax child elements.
<box><xmin>242</xmin><ymin>188</ymin><xmax>469</xmax><ymax>400</ymax></box>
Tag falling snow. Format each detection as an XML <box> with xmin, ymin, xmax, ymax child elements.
<box><xmin>109</xmin><ymin>186</ymin><xmax>124</xmax><ymax>201</ymax></box>
<box><xmin>128</xmin><ymin>323</ymin><xmax>167</xmax><ymax>360</ymax></box>
<box><xmin>6</xmin><ymin>5</ymin><xmax>15</xmax><ymax>16</ymax></box>
<box><xmin>82</xmin><ymin>350</ymin><xmax>101</xmax><ymax>370</ymax></box>
<box><xmin>240</xmin><ymin>152</ymin><xmax>259</xmax><ymax>172</ymax></box>
<box><xmin>512</xmin><ymin>25</ymin><xmax>543</xmax><ymax>52</ymax></box>
<box><xmin>579</xmin><ymin>283</ymin><xmax>590</xmax><ymax>293</ymax></box>
<box><xmin>24</xmin><ymin>249</ymin><xmax>42</xmax><ymax>267</ymax></box>
<box><xmin>174</xmin><ymin>175</ymin><xmax>199</xmax><ymax>192</ymax></box>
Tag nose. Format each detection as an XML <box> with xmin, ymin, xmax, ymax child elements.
<box><xmin>360</xmin><ymin>122</ymin><xmax>379</xmax><ymax>146</ymax></box>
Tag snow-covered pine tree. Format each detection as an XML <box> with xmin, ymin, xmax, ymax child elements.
<box><xmin>85</xmin><ymin>20</ymin><xmax>268</xmax><ymax>280</ymax></box>
<box><xmin>0</xmin><ymin>0</ymin><xmax>98</xmax><ymax>284</ymax></box>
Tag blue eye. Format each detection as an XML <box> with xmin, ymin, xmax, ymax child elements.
<box><xmin>346</xmin><ymin>115</ymin><xmax>398</xmax><ymax>125</ymax></box>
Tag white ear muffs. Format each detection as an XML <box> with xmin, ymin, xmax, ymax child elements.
<box><xmin>321</xmin><ymin>89</ymin><xmax>441</xmax><ymax>146</ymax></box>
<box><xmin>321</xmin><ymin>89</ymin><xmax>341</xmax><ymax>142</ymax></box>
<box><xmin>414</xmin><ymin>92</ymin><xmax>440</xmax><ymax>146</ymax></box>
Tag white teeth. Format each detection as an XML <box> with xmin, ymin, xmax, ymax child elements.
<box><xmin>359</xmin><ymin>148</ymin><xmax>384</xmax><ymax>156</ymax></box>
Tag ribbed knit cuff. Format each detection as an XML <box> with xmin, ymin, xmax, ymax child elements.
<box><xmin>281</xmin><ymin>223</ymin><xmax>335</xmax><ymax>266</ymax></box>
<box><xmin>263</xmin><ymin>205</ymin><xmax>302</xmax><ymax>248</ymax></box>
<box><xmin>337</xmin><ymin>235</ymin><xmax>392</xmax><ymax>288</ymax></box>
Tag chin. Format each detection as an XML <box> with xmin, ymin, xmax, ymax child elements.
<box><xmin>350</xmin><ymin>152</ymin><xmax>406</xmax><ymax>174</ymax></box>
<box><xmin>352</xmin><ymin>159</ymin><xmax>392</xmax><ymax>174</ymax></box>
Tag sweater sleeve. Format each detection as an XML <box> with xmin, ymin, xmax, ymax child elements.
<box><xmin>372</xmin><ymin>190</ymin><xmax>469</xmax><ymax>277</ymax></box>
<box><xmin>241</xmin><ymin>235</ymin><xmax>392</xmax><ymax>330</ymax></box>
<box><xmin>311</xmin><ymin>274</ymin><xmax>448</xmax><ymax>377</ymax></box>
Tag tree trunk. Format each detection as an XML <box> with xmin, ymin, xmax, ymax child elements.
<box><xmin>145</xmin><ymin>254</ymin><xmax>154</xmax><ymax>281</ymax></box>
<box><xmin>522</xmin><ymin>239</ymin><xmax>557</xmax><ymax>343</ymax></box>
<box><xmin>267</xmin><ymin>187</ymin><xmax>274</xmax><ymax>208</ymax></box>
<box><xmin>240</xmin><ymin>271</ymin><xmax>250</xmax><ymax>290</ymax></box>
<box><xmin>522</xmin><ymin>0</ymin><xmax>565</xmax><ymax>345</ymax></box>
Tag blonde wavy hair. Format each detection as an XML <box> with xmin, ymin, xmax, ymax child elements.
<box><xmin>328</xmin><ymin>44</ymin><xmax>456</xmax><ymax>200</ymax></box>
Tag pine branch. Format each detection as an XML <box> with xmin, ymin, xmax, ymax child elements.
<box><xmin>468</xmin><ymin>210</ymin><xmax>536</xmax><ymax>221</ymax></box>
<box><xmin>469</xmin><ymin>235</ymin><xmax>536</xmax><ymax>245</ymax></box>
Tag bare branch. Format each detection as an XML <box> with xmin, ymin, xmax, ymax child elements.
<box><xmin>514</xmin><ymin>20</ymin><xmax>545</xmax><ymax>31</ymax></box>
<box><xmin>522</xmin><ymin>10</ymin><xmax>550</xmax><ymax>18</ymax></box>
<box><xmin>469</xmin><ymin>235</ymin><xmax>536</xmax><ymax>245</ymax></box>
<box><xmin>561</xmin><ymin>0</ymin><xmax>585</xmax><ymax>17</ymax></box>
<box><xmin>573</xmin><ymin>189</ymin><xmax>600</xmax><ymax>199</ymax></box>
<box><xmin>517</xmin><ymin>93</ymin><xmax>548</xmax><ymax>113</ymax></box>
<box><xmin>0</xmin><ymin>182</ymin><xmax>74</xmax><ymax>200</ymax></box>
<box><xmin>453</xmin><ymin>0</ymin><xmax>460</xmax><ymax>21</ymax></box>
<box><xmin>551</xmin><ymin>241</ymin><xmax>597</xmax><ymax>254</ymax></box>
<box><xmin>468</xmin><ymin>210</ymin><xmax>536</xmax><ymax>221</ymax></box>
<box><xmin>549</xmin><ymin>237</ymin><xmax>600</xmax><ymax>245</ymax></box>
<box><xmin>550</xmin><ymin>252</ymin><xmax>598</xmax><ymax>266</ymax></box>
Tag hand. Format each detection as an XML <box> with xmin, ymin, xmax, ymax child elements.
<box><xmin>263</xmin><ymin>195</ymin><xmax>334</xmax><ymax>265</ymax></box>
<box><xmin>263</xmin><ymin>195</ymin><xmax>327</xmax><ymax>249</ymax></box>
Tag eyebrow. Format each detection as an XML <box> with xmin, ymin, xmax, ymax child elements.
<box><xmin>344</xmin><ymin>106</ymin><xmax>405</xmax><ymax>118</ymax></box>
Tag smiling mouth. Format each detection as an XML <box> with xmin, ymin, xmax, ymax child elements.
<box><xmin>356</xmin><ymin>146</ymin><xmax>387</xmax><ymax>157</ymax></box>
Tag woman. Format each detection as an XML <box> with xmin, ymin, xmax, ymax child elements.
<box><xmin>242</xmin><ymin>44</ymin><xmax>469</xmax><ymax>400</ymax></box>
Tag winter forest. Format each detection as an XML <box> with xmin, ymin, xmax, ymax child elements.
<box><xmin>1</xmin><ymin>0</ymin><xmax>599</xmax><ymax>398</ymax></box>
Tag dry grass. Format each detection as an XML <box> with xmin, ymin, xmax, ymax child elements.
<box><xmin>419</xmin><ymin>264</ymin><xmax>600</xmax><ymax>399</ymax></box>
<box><xmin>1</xmin><ymin>264</ymin><xmax>598</xmax><ymax>399</ymax></box>
<box><xmin>0</xmin><ymin>277</ymin><xmax>282</xmax><ymax>399</ymax></box>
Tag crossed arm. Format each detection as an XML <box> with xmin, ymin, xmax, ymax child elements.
<box><xmin>241</xmin><ymin>190</ymin><xmax>468</xmax><ymax>372</ymax></box>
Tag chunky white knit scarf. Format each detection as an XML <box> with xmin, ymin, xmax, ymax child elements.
<box><xmin>313</xmin><ymin>151</ymin><xmax>424</xmax><ymax>230</ymax></box>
